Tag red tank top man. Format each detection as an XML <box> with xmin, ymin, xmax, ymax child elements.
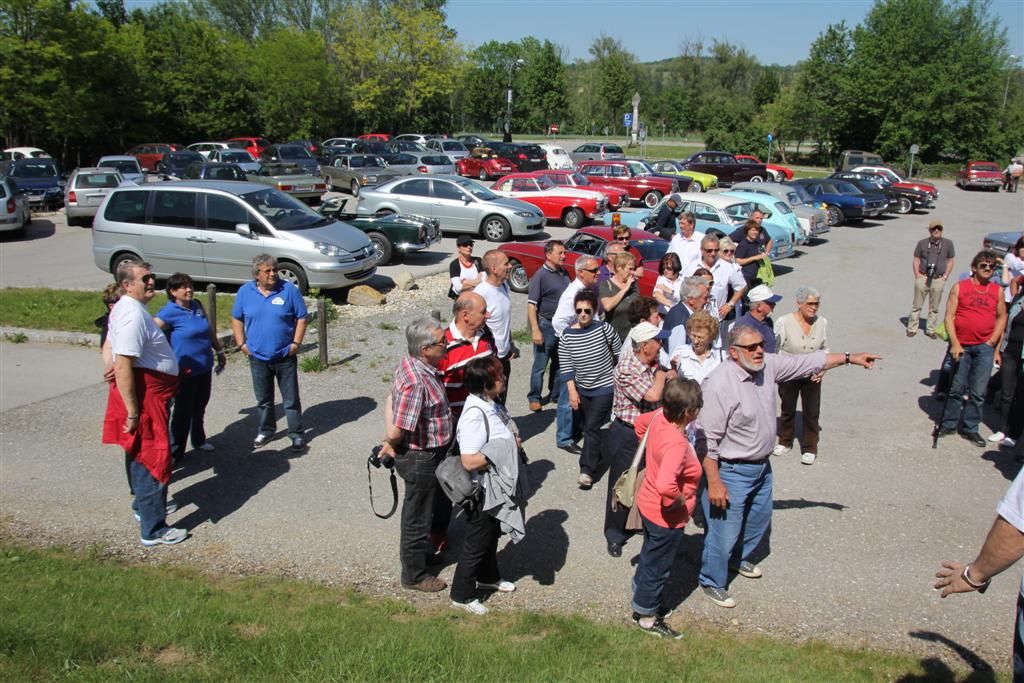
<box><xmin>938</xmin><ymin>250</ymin><xmax>1008</xmax><ymax>446</ymax></box>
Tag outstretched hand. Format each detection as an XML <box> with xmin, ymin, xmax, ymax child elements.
<box><xmin>851</xmin><ymin>353</ymin><xmax>882</xmax><ymax>369</ymax></box>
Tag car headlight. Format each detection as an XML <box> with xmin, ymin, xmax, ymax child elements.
<box><xmin>313</xmin><ymin>241</ymin><xmax>348</xmax><ymax>257</ymax></box>
<box><xmin>515</xmin><ymin>211</ymin><xmax>534</xmax><ymax>218</ymax></box>
<box><xmin>365</xmin><ymin>175</ymin><xmax>377</xmax><ymax>183</ymax></box>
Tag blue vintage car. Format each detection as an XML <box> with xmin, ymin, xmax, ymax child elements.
<box><xmin>721</xmin><ymin>190</ymin><xmax>807</xmax><ymax>245</ymax></box>
<box><xmin>603</xmin><ymin>191</ymin><xmax>796</xmax><ymax>261</ymax></box>
<box><xmin>786</xmin><ymin>179</ymin><xmax>888</xmax><ymax>225</ymax></box>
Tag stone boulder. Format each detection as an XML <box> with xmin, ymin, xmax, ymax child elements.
<box><xmin>347</xmin><ymin>285</ymin><xmax>386</xmax><ymax>306</ymax></box>
<box><xmin>393</xmin><ymin>272</ymin><xmax>417</xmax><ymax>291</ymax></box>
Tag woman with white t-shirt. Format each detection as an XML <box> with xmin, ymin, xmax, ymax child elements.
<box><xmin>448</xmin><ymin>236</ymin><xmax>483</xmax><ymax>299</ymax></box>
<box><xmin>450</xmin><ymin>356</ymin><xmax>520</xmax><ymax>615</ymax></box>
<box><xmin>653</xmin><ymin>252</ymin><xmax>683</xmax><ymax>314</ymax></box>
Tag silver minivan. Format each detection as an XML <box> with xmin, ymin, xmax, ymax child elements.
<box><xmin>92</xmin><ymin>181</ymin><xmax>376</xmax><ymax>292</ymax></box>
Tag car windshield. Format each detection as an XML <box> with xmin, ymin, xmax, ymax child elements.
<box><xmin>634</xmin><ymin>238</ymin><xmax>669</xmax><ymax>263</ymax></box>
<box><xmin>167</xmin><ymin>153</ymin><xmax>203</xmax><ymax>164</ymax></box>
<box><xmin>723</xmin><ymin>202</ymin><xmax>761</xmax><ymax>223</ymax></box>
<box><xmin>279</xmin><ymin>146</ymin><xmax>312</xmax><ymax>159</ymax></box>
<box><xmin>441</xmin><ymin>141</ymin><xmax>464</xmax><ymax>151</ymax></box>
<box><xmin>785</xmin><ymin>191</ymin><xmax>803</xmax><ymax>205</ymax></box>
<box><xmin>222</xmin><ymin>151</ymin><xmax>254</xmax><ymax>162</ymax></box>
<box><xmin>974</xmin><ymin>163</ymin><xmax>1000</xmax><ymax>172</ymax></box>
<box><xmin>773</xmin><ymin>201</ymin><xmax>792</xmax><ymax>215</ymax></box>
<box><xmin>101</xmin><ymin>160</ymin><xmax>141</xmax><ymax>174</ymax></box>
<box><xmin>387</xmin><ymin>154</ymin><xmax>415</xmax><ymax>165</ymax></box>
<box><xmin>350</xmin><ymin>156</ymin><xmax>385</xmax><ymax>168</ymax></box>
<box><xmin>421</xmin><ymin>155</ymin><xmax>451</xmax><ymax>166</ymax></box>
<box><xmin>227</xmin><ymin>141</ymin><xmax>250</xmax><ymax>149</ymax></box>
<box><xmin>12</xmin><ymin>162</ymin><xmax>57</xmax><ymax>178</ymax></box>
<box><xmin>628</xmin><ymin>161</ymin><xmax>652</xmax><ymax>176</ymax></box>
<box><xmin>787</xmin><ymin>183</ymin><xmax>814</xmax><ymax>202</ymax></box>
<box><xmin>77</xmin><ymin>173</ymin><xmax>121</xmax><ymax>188</ymax></box>
<box><xmin>242</xmin><ymin>188</ymin><xmax>330</xmax><ymax>231</ymax></box>
<box><xmin>391</xmin><ymin>141</ymin><xmax>425</xmax><ymax>151</ymax></box>
<box><xmin>605</xmin><ymin>145</ymin><xmax>624</xmax><ymax>155</ymax></box>
<box><xmin>455</xmin><ymin>178</ymin><xmax>497</xmax><ymax>201</ymax></box>
<box><xmin>533</xmin><ymin>176</ymin><xmax>554</xmax><ymax>190</ymax></box>
<box><xmin>520</xmin><ymin>145</ymin><xmax>543</xmax><ymax>156</ymax></box>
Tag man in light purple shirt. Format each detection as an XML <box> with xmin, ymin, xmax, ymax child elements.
<box><xmin>695</xmin><ymin>324</ymin><xmax>880</xmax><ymax>608</ymax></box>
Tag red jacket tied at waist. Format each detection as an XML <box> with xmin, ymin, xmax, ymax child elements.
<box><xmin>102</xmin><ymin>368</ymin><xmax>179</xmax><ymax>484</ymax></box>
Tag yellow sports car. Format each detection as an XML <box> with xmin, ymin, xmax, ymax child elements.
<box><xmin>648</xmin><ymin>160</ymin><xmax>718</xmax><ymax>193</ymax></box>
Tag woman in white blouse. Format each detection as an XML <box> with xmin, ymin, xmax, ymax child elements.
<box><xmin>772</xmin><ymin>285</ymin><xmax>829</xmax><ymax>465</ymax></box>
<box><xmin>669</xmin><ymin>311</ymin><xmax>722</xmax><ymax>386</ymax></box>
<box><xmin>653</xmin><ymin>252</ymin><xmax>683</xmax><ymax>314</ymax></box>
<box><xmin>450</xmin><ymin>356</ymin><xmax>519</xmax><ymax>615</ymax></box>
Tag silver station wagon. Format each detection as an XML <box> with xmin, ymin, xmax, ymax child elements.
<box><xmin>92</xmin><ymin>181</ymin><xmax>376</xmax><ymax>292</ymax></box>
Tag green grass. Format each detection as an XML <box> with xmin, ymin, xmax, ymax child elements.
<box><xmin>0</xmin><ymin>543</ymin><xmax>994</xmax><ymax>682</ymax></box>
<box><xmin>511</xmin><ymin>326</ymin><xmax>533</xmax><ymax>344</ymax></box>
<box><xmin>0</xmin><ymin>288</ymin><xmax>236</xmax><ymax>334</ymax></box>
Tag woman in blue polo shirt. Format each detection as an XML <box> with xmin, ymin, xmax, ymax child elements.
<box><xmin>155</xmin><ymin>272</ymin><xmax>225</xmax><ymax>462</ymax></box>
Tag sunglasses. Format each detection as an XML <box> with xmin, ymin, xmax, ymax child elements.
<box><xmin>615</xmin><ymin>237</ymin><xmax>631</xmax><ymax>242</ymax></box>
<box><xmin>139</xmin><ymin>274</ymin><xmax>155</xmax><ymax>284</ymax></box>
<box><xmin>976</xmin><ymin>263</ymin><xmax>996</xmax><ymax>270</ymax></box>
<box><xmin>721</xmin><ymin>249</ymin><xmax>735</xmax><ymax>254</ymax></box>
<box><xmin>703</xmin><ymin>248</ymin><xmax>719</xmax><ymax>253</ymax></box>
<box><xmin>575</xmin><ymin>307</ymin><xmax>593</xmax><ymax>315</ymax></box>
<box><xmin>580</xmin><ymin>267</ymin><xmax>600</xmax><ymax>273</ymax></box>
<box><xmin>733</xmin><ymin>341</ymin><xmax>765</xmax><ymax>351</ymax></box>
<box><xmin>930</xmin><ymin>227</ymin><xmax>943</xmax><ymax>232</ymax></box>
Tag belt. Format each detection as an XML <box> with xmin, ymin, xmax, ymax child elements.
<box><xmin>614</xmin><ymin>418</ymin><xmax>634</xmax><ymax>429</ymax></box>
<box><xmin>406</xmin><ymin>443</ymin><xmax>451</xmax><ymax>456</ymax></box>
<box><xmin>718</xmin><ymin>456</ymin><xmax>769</xmax><ymax>464</ymax></box>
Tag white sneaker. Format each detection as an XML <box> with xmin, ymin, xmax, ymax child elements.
<box><xmin>1002</xmin><ymin>437</ymin><xmax>1017</xmax><ymax>448</ymax></box>
<box><xmin>478</xmin><ymin>580</ymin><xmax>516</xmax><ymax>593</ymax></box>
<box><xmin>133</xmin><ymin>500</ymin><xmax>178</xmax><ymax>522</ymax></box>
<box><xmin>988</xmin><ymin>432</ymin><xmax>1006</xmax><ymax>443</ymax></box>
<box><xmin>451</xmin><ymin>599</ymin><xmax>489</xmax><ymax>615</ymax></box>
<box><xmin>772</xmin><ymin>444</ymin><xmax>791</xmax><ymax>457</ymax></box>
<box><xmin>801</xmin><ymin>452</ymin><xmax>817</xmax><ymax>465</ymax></box>
<box><xmin>140</xmin><ymin>527</ymin><xmax>187</xmax><ymax>546</ymax></box>
<box><xmin>196</xmin><ymin>442</ymin><xmax>216</xmax><ymax>452</ymax></box>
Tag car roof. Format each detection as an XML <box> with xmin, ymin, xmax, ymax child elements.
<box><xmin>72</xmin><ymin>167</ymin><xmax>118</xmax><ymax>174</ymax></box>
<box><xmin>98</xmin><ymin>155</ymin><xmax>139</xmax><ymax>162</ymax></box>
<box><xmin>675</xmin><ymin>192</ymin><xmax>754</xmax><ymax>208</ymax></box>
<box><xmin>116</xmin><ymin>180</ymin><xmax>269</xmax><ymax>193</ymax></box>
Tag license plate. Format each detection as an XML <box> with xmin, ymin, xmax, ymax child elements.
<box><xmin>294</xmin><ymin>185</ymin><xmax>311</xmax><ymax>192</ymax></box>
<box><xmin>530</xmin><ymin>158</ymin><xmax>541</xmax><ymax>162</ymax></box>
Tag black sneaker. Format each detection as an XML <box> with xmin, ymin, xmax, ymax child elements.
<box><xmin>634</xmin><ymin>615</ymin><xmax>683</xmax><ymax>640</ymax></box>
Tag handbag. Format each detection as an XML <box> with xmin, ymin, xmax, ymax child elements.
<box><xmin>611</xmin><ymin>410</ymin><xmax>659</xmax><ymax>511</ymax></box>
<box><xmin>435</xmin><ymin>406</ymin><xmax>485</xmax><ymax>511</ymax></box>
<box><xmin>756</xmin><ymin>256</ymin><xmax>775</xmax><ymax>287</ymax></box>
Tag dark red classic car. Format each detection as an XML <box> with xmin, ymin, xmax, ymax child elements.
<box><xmin>490</xmin><ymin>173</ymin><xmax>607</xmax><ymax>228</ymax></box>
<box><xmin>575</xmin><ymin>159</ymin><xmax>687</xmax><ymax>208</ymax></box>
<box><xmin>500</xmin><ymin>226</ymin><xmax>669</xmax><ymax>294</ymax></box>
<box><xmin>955</xmin><ymin>161</ymin><xmax>1004</xmax><ymax>191</ymax></box>
<box><xmin>680</xmin><ymin>151</ymin><xmax>767</xmax><ymax>186</ymax></box>
<box><xmin>456</xmin><ymin>147</ymin><xmax>517</xmax><ymax>180</ymax></box>
<box><xmin>529</xmin><ymin>169</ymin><xmax>630</xmax><ymax>209</ymax></box>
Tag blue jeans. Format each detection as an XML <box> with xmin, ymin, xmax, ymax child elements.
<box><xmin>249</xmin><ymin>355</ymin><xmax>302</xmax><ymax>439</ymax></box>
<box><xmin>130</xmin><ymin>459</ymin><xmax>169</xmax><ymax>540</ymax></box>
<box><xmin>699</xmin><ymin>459</ymin><xmax>773</xmax><ymax>589</ymax></box>
<box><xmin>631</xmin><ymin>516</ymin><xmax>685</xmax><ymax>616</ymax></box>
<box><xmin>528</xmin><ymin>318</ymin><xmax>559</xmax><ymax>404</ymax></box>
<box><xmin>1014</xmin><ymin>592</ymin><xmax>1024</xmax><ymax>681</ymax></box>
<box><xmin>555</xmin><ymin>380</ymin><xmax>580</xmax><ymax>447</ymax></box>
<box><xmin>940</xmin><ymin>343</ymin><xmax>995</xmax><ymax>434</ymax></box>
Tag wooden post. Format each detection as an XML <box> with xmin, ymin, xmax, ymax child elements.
<box><xmin>318</xmin><ymin>296</ymin><xmax>328</xmax><ymax>368</ymax></box>
<box><xmin>206</xmin><ymin>284</ymin><xmax>217</xmax><ymax>333</ymax></box>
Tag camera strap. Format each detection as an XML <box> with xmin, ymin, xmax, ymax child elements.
<box><xmin>367</xmin><ymin>460</ymin><xmax>398</xmax><ymax>519</ymax></box>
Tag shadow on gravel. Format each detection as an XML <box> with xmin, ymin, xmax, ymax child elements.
<box><xmin>0</xmin><ymin>218</ymin><xmax>55</xmax><ymax>242</ymax></box>
<box><xmin>516</xmin><ymin>408</ymin><xmax>555</xmax><ymax>443</ymax></box>
<box><xmin>904</xmin><ymin>631</ymin><xmax>997</xmax><ymax>682</ymax></box>
<box><xmin>773</xmin><ymin>498</ymin><xmax>847</xmax><ymax>511</ymax></box>
<box><xmin>657</xmin><ymin>533</ymin><xmax>705</xmax><ymax>612</ymax></box>
<box><xmin>980</xmin><ymin>450</ymin><xmax>1022</xmax><ymax>482</ymax></box>
<box><xmin>498</xmin><ymin>509</ymin><xmax>569</xmax><ymax>586</ymax></box>
<box><xmin>302</xmin><ymin>396</ymin><xmax>377</xmax><ymax>445</ymax></box>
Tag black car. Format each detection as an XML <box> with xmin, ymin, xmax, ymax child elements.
<box><xmin>156</xmin><ymin>151</ymin><xmax>206</xmax><ymax>179</ymax></box>
<box><xmin>287</xmin><ymin>139</ymin><xmax>322</xmax><ymax>157</ymax></box>
<box><xmin>260</xmin><ymin>144</ymin><xmax>320</xmax><ymax>175</ymax></box>
<box><xmin>829</xmin><ymin>171</ymin><xmax>928</xmax><ymax>214</ymax></box>
<box><xmin>181</xmin><ymin>162</ymin><xmax>248</xmax><ymax>182</ymax></box>
<box><xmin>484</xmin><ymin>141</ymin><xmax>548</xmax><ymax>172</ymax></box>
<box><xmin>457</xmin><ymin>134</ymin><xmax>486</xmax><ymax>150</ymax></box>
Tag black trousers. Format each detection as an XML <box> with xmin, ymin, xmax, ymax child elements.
<box><xmin>579</xmin><ymin>392</ymin><xmax>613</xmax><ymax>477</ymax></box>
<box><xmin>998</xmin><ymin>343</ymin><xmax>1022</xmax><ymax>435</ymax></box>
<box><xmin>496</xmin><ymin>354</ymin><xmax>512</xmax><ymax>405</ymax></box>
<box><xmin>169</xmin><ymin>371</ymin><xmax>213</xmax><ymax>460</ymax></box>
<box><xmin>394</xmin><ymin>447</ymin><xmax>445</xmax><ymax>585</ymax></box>
<box><xmin>603</xmin><ymin>420</ymin><xmax>639</xmax><ymax>546</ymax></box>
<box><xmin>449</xmin><ymin>508</ymin><xmax>501</xmax><ymax>603</ymax></box>
<box><xmin>777</xmin><ymin>376</ymin><xmax>822</xmax><ymax>454</ymax></box>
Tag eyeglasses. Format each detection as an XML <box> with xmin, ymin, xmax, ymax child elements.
<box><xmin>575</xmin><ymin>308</ymin><xmax>593</xmax><ymax>315</ymax></box>
<box><xmin>424</xmin><ymin>340</ymin><xmax>447</xmax><ymax>349</ymax></box>
<box><xmin>929</xmin><ymin>227</ymin><xmax>943</xmax><ymax>232</ymax></box>
<box><xmin>580</xmin><ymin>267</ymin><xmax>600</xmax><ymax>273</ymax></box>
<box><xmin>139</xmin><ymin>274</ymin><xmax>155</xmax><ymax>284</ymax></box>
<box><xmin>721</xmin><ymin>249</ymin><xmax>735</xmax><ymax>254</ymax></box>
<box><xmin>615</xmin><ymin>236</ymin><xmax>631</xmax><ymax>242</ymax></box>
<box><xmin>702</xmin><ymin>248</ymin><xmax>719</xmax><ymax>253</ymax></box>
<box><xmin>733</xmin><ymin>341</ymin><xmax>765</xmax><ymax>351</ymax></box>
<box><xmin>976</xmin><ymin>263</ymin><xmax>996</xmax><ymax>270</ymax></box>
<box><xmin>801</xmin><ymin>301</ymin><xmax>821</xmax><ymax>307</ymax></box>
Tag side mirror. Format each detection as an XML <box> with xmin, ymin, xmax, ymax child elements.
<box><xmin>235</xmin><ymin>223</ymin><xmax>254</xmax><ymax>239</ymax></box>
<box><xmin>463</xmin><ymin>195</ymin><xmax>471</xmax><ymax>204</ymax></box>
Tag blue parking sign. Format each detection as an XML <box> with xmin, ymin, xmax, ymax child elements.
<box><xmin>624</xmin><ymin>113</ymin><xmax>633</xmax><ymax>127</ymax></box>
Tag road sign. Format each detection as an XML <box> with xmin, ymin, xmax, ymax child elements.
<box><xmin>909</xmin><ymin>144</ymin><xmax>920</xmax><ymax>154</ymax></box>
<box><xmin>624</xmin><ymin>113</ymin><xmax>633</xmax><ymax>128</ymax></box>
<box><xmin>767</xmin><ymin>133</ymin><xmax>774</xmax><ymax>142</ymax></box>
<box><xmin>549</xmin><ymin>124</ymin><xmax>559</xmax><ymax>134</ymax></box>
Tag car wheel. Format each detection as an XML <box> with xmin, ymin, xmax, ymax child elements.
<box><xmin>350</xmin><ymin>180</ymin><xmax>360</xmax><ymax>197</ymax></box>
<box><xmin>767</xmin><ymin>171</ymin><xmax>779</xmax><ymax>182</ymax></box>
<box><xmin>66</xmin><ymin>214</ymin><xmax>80</xmax><ymax>227</ymax></box>
<box><xmin>323</xmin><ymin>175</ymin><xmax>334</xmax><ymax>191</ymax></box>
<box><xmin>749</xmin><ymin>175</ymin><xmax>764</xmax><ymax>183</ymax></box>
<box><xmin>110</xmin><ymin>251</ymin><xmax>142</xmax><ymax>276</ymax></box>
<box><xmin>366</xmin><ymin>231</ymin><xmax>392</xmax><ymax>265</ymax></box>
<box><xmin>824</xmin><ymin>206</ymin><xmax>840</xmax><ymax>226</ymax></box>
<box><xmin>276</xmin><ymin>262</ymin><xmax>309</xmax><ymax>294</ymax></box>
<box><xmin>563</xmin><ymin>207</ymin><xmax>584</xmax><ymax>229</ymax></box>
<box><xmin>507</xmin><ymin>259</ymin><xmax>529</xmax><ymax>293</ymax></box>
<box><xmin>896</xmin><ymin>197</ymin><xmax>913</xmax><ymax>214</ymax></box>
<box><xmin>374</xmin><ymin>208</ymin><xmax>396</xmax><ymax>218</ymax></box>
<box><xmin>23</xmin><ymin>209</ymin><xmax>31</xmax><ymax>226</ymax></box>
<box><xmin>478</xmin><ymin>167</ymin><xmax>488</xmax><ymax>181</ymax></box>
<box><xmin>831</xmin><ymin>207</ymin><xmax>845</xmax><ymax>225</ymax></box>
<box><xmin>481</xmin><ymin>215</ymin><xmax>512</xmax><ymax>242</ymax></box>
<box><xmin>642</xmin><ymin>190</ymin><xmax>662</xmax><ymax>209</ymax></box>
<box><xmin>690</xmin><ymin>180</ymin><xmax>704</xmax><ymax>193</ymax></box>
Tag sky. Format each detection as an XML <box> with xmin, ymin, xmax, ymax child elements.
<box><xmin>446</xmin><ymin>0</ymin><xmax>1024</xmax><ymax>66</ymax></box>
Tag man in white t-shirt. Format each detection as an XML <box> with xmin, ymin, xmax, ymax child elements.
<box><xmin>666</xmin><ymin>212</ymin><xmax>705</xmax><ymax>273</ymax></box>
<box><xmin>683</xmin><ymin>233</ymin><xmax>747</xmax><ymax>318</ymax></box>
<box><xmin>935</xmin><ymin>468</ymin><xmax>1024</xmax><ymax>677</ymax></box>
<box><xmin>474</xmin><ymin>249</ymin><xmax>518</xmax><ymax>404</ymax></box>
<box><xmin>102</xmin><ymin>260</ymin><xmax>186</xmax><ymax>547</ymax></box>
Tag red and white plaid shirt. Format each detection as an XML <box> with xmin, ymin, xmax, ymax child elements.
<box><xmin>390</xmin><ymin>355</ymin><xmax>452</xmax><ymax>450</ymax></box>
<box><xmin>611</xmin><ymin>353</ymin><xmax>660</xmax><ymax>425</ymax></box>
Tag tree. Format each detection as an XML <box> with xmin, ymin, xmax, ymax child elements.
<box><xmin>793</xmin><ymin>22</ymin><xmax>853</xmax><ymax>160</ymax></box>
<box><xmin>518</xmin><ymin>39</ymin><xmax>567</xmax><ymax>133</ymax></box>
<box><xmin>589</xmin><ymin>35</ymin><xmax>635</xmax><ymax>132</ymax></box>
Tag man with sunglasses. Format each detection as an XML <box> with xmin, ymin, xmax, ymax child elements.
<box><xmin>683</xmin><ymin>234</ymin><xmax>747</xmax><ymax>319</ymax></box>
<box><xmin>908</xmin><ymin>220</ymin><xmax>955</xmax><ymax>338</ymax></box>
<box><xmin>937</xmin><ymin>250</ymin><xmax>1007</xmax><ymax>447</ymax></box>
<box><xmin>696</xmin><ymin>325</ymin><xmax>880</xmax><ymax>608</ymax></box>
<box><xmin>102</xmin><ymin>260</ymin><xmax>185</xmax><ymax>546</ymax></box>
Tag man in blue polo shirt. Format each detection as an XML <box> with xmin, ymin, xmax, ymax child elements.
<box><xmin>526</xmin><ymin>239</ymin><xmax>569</xmax><ymax>412</ymax></box>
<box><xmin>232</xmin><ymin>254</ymin><xmax>308</xmax><ymax>451</ymax></box>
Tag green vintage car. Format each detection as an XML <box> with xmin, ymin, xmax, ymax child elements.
<box><xmin>246</xmin><ymin>163</ymin><xmax>328</xmax><ymax>203</ymax></box>
<box><xmin>647</xmin><ymin>160</ymin><xmax>718</xmax><ymax>193</ymax></box>
<box><xmin>317</xmin><ymin>196</ymin><xmax>441</xmax><ymax>265</ymax></box>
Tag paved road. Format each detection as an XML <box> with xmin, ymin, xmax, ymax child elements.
<box><xmin>2</xmin><ymin>180</ymin><xmax>1023</xmax><ymax>673</ymax></box>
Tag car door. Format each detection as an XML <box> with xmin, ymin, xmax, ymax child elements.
<box><xmin>385</xmin><ymin>177</ymin><xmax>434</xmax><ymax>218</ymax></box>
<box><xmin>200</xmin><ymin>193</ymin><xmax>265</xmax><ymax>281</ymax></box>
<box><xmin>142</xmin><ymin>189</ymin><xmax>205</xmax><ymax>276</ymax></box>
<box><xmin>429</xmin><ymin>178</ymin><xmax>476</xmax><ymax>232</ymax></box>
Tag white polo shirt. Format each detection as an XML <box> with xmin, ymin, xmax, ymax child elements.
<box><xmin>476</xmin><ymin>278</ymin><xmax>512</xmax><ymax>358</ymax></box>
<box><xmin>109</xmin><ymin>296</ymin><xmax>178</xmax><ymax>375</ymax></box>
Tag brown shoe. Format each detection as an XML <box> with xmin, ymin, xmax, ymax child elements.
<box><xmin>906</xmin><ymin>330</ymin><xmax>916</xmax><ymax>337</ymax></box>
<box><xmin>529</xmin><ymin>401</ymin><xmax>542</xmax><ymax>412</ymax></box>
<box><xmin>403</xmin><ymin>576</ymin><xmax>447</xmax><ymax>593</ymax></box>
<box><xmin>925</xmin><ymin>331</ymin><xmax>937</xmax><ymax>339</ymax></box>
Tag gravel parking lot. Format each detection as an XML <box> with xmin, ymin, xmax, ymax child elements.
<box><xmin>1</xmin><ymin>179</ymin><xmax>1023</xmax><ymax>673</ymax></box>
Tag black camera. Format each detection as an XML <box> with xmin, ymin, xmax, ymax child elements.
<box><xmin>926</xmin><ymin>263</ymin><xmax>937</xmax><ymax>278</ymax></box>
<box><xmin>368</xmin><ymin>444</ymin><xmax>394</xmax><ymax>470</ymax></box>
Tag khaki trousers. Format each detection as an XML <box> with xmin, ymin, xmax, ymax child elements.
<box><xmin>908</xmin><ymin>275</ymin><xmax>946</xmax><ymax>334</ymax></box>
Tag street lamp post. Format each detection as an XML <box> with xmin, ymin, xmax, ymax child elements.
<box><xmin>1003</xmin><ymin>54</ymin><xmax>1018</xmax><ymax>110</ymax></box>
<box><xmin>504</xmin><ymin>58</ymin><xmax>525</xmax><ymax>143</ymax></box>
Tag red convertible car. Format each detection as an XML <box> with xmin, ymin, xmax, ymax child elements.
<box><xmin>358</xmin><ymin>133</ymin><xmax>391</xmax><ymax>142</ymax></box>
<box><xmin>955</xmin><ymin>161</ymin><xmax>1004</xmax><ymax>191</ymax></box>
<box><xmin>529</xmin><ymin>169</ymin><xmax>630</xmax><ymax>210</ymax></box>
<box><xmin>736</xmin><ymin>154</ymin><xmax>793</xmax><ymax>181</ymax></box>
<box><xmin>491</xmin><ymin>173</ymin><xmax>607</xmax><ymax>229</ymax></box>
<box><xmin>500</xmin><ymin>226</ymin><xmax>669</xmax><ymax>294</ymax></box>
<box><xmin>456</xmin><ymin>147</ymin><xmax>517</xmax><ymax>180</ymax></box>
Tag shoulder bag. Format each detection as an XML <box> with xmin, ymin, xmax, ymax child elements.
<box><xmin>611</xmin><ymin>410</ymin><xmax>659</xmax><ymax>510</ymax></box>
<box><xmin>436</xmin><ymin>406</ymin><xmax>485</xmax><ymax>511</ymax></box>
